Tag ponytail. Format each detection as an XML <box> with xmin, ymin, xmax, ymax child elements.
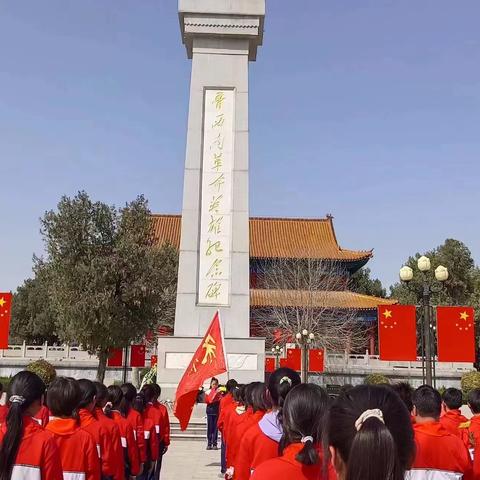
<box><xmin>0</xmin><ymin>371</ymin><xmax>45</xmax><ymax>480</ymax></box>
<box><xmin>296</xmin><ymin>436</ymin><xmax>318</xmax><ymax>466</ymax></box>
<box><xmin>120</xmin><ymin>383</ymin><xmax>137</xmax><ymax>417</ymax></box>
<box><xmin>107</xmin><ymin>385</ymin><xmax>123</xmax><ymax>418</ymax></box>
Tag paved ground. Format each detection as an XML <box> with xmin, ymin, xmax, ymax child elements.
<box><xmin>162</xmin><ymin>440</ymin><xmax>223</xmax><ymax>480</ymax></box>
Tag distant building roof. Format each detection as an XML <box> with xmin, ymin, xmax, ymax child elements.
<box><xmin>151</xmin><ymin>214</ymin><xmax>373</xmax><ymax>263</ymax></box>
<box><xmin>250</xmin><ymin>289</ymin><xmax>397</xmax><ymax>311</ymax></box>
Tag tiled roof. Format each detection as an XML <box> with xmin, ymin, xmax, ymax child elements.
<box><xmin>151</xmin><ymin>214</ymin><xmax>372</xmax><ymax>262</ymax></box>
<box><xmin>250</xmin><ymin>289</ymin><xmax>397</xmax><ymax>311</ymax></box>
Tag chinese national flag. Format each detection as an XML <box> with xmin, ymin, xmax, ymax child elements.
<box><xmin>174</xmin><ymin>311</ymin><xmax>227</xmax><ymax>430</ymax></box>
<box><xmin>437</xmin><ymin>306</ymin><xmax>475</xmax><ymax>362</ymax></box>
<box><xmin>265</xmin><ymin>357</ymin><xmax>275</xmax><ymax>373</ymax></box>
<box><xmin>130</xmin><ymin>344</ymin><xmax>146</xmax><ymax>367</ymax></box>
<box><xmin>107</xmin><ymin>348</ymin><xmax>123</xmax><ymax>367</ymax></box>
<box><xmin>309</xmin><ymin>349</ymin><xmax>325</xmax><ymax>373</ymax></box>
<box><xmin>378</xmin><ymin>305</ymin><xmax>417</xmax><ymax>361</ymax></box>
<box><xmin>280</xmin><ymin>348</ymin><xmax>301</xmax><ymax>371</ymax></box>
<box><xmin>0</xmin><ymin>292</ymin><xmax>12</xmax><ymax>349</ymax></box>
<box><xmin>150</xmin><ymin>355</ymin><xmax>158</xmax><ymax>367</ymax></box>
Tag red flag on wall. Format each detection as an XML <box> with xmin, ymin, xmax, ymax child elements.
<box><xmin>378</xmin><ymin>305</ymin><xmax>417</xmax><ymax>361</ymax></box>
<box><xmin>309</xmin><ymin>349</ymin><xmax>325</xmax><ymax>373</ymax></box>
<box><xmin>107</xmin><ymin>348</ymin><xmax>123</xmax><ymax>367</ymax></box>
<box><xmin>437</xmin><ymin>306</ymin><xmax>475</xmax><ymax>362</ymax></box>
<box><xmin>0</xmin><ymin>292</ymin><xmax>12</xmax><ymax>349</ymax></box>
<box><xmin>280</xmin><ymin>348</ymin><xmax>301</xmax><ymax>371</ymax></box>
<box><xmin>174</xmin><ymin>311</ymin><xmax>227</xmax><ymax>430</ymax></box>
<box><xmin>150</xmin><ymin>355</ymin><xmax>158</xmax><ymax>367</ymax></box>
<box><xmin>265</xmin><ymin>357</ymin><xmax>275</xmax><ymax>373</ymax></box>
<box><xmin>130</xmin><ymin>345</ymin><xmax>146</xmax><ymax>367</ymax></box>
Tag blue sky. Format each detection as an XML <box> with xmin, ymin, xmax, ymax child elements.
<box><xmin>1</xmin><ymin>1</ymin><xmax>479</xmax><ymax>293</ymax></box>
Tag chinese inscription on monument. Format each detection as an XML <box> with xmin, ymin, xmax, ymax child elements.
<box><xmin>198</xmin><ymin>89</ymin><xmax>234</xmax><ymax>306</ymax></box>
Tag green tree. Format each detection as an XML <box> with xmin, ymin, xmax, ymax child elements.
<box><xmin>41</xmin><ymin>191</ymin><xmax>177</xmax><ymax>381</ymax></box>
<box><xmin>10</xmin><ymin>262</ymin><xmax>59</xmax><ymax>345</ymax></box>
<box><xmin>350</xmin><ymin>267</ymin><xmax>386</xmax><ymax>298</ymax></box>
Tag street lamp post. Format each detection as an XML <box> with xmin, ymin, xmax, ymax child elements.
<box><xmin>399</xmin><ymin>257</ymin><xmax>448</xmax><ymax>386</ymax></box>
<box><xmin>296</xmin><ymin>329</ymin><xmax>315</xmax><ymax>383</ymax></box>
<box><xmin>271</xmin><ymin>345</ymin><xmax>284</xmax><ymax>369</ymax></box>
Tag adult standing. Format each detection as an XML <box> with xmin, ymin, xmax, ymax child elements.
<box><xmin>205</xmin><ymin>378</ymin><xmax>222</xmax><ymax>450</ymax></box>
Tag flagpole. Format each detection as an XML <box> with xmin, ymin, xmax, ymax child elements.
<box><xmin>217</xmin><ymin>310</ymin><xmax>230</xmax><ymax>381</ymax></box>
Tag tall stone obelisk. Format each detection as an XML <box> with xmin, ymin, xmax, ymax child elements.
<box><xmin>157</xmin><ymin>0</ymin><xmax>266</xmax><ymax>388</ymax></box>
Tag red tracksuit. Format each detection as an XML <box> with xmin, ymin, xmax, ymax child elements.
<box><xmin>218</xmin><ymin>394</ymin><xmax>235</xmax><ymax>433</ymax></box>
<box><xmin>0</xmin><ymin>404</ymin><xmax>8</xmax><ymax>424</ymax></box>
<box><xmin>460</xmin><ymin>416</ymin><xmax>480</xmax><ymax>479</ymax></box>
<box><xmin>441</xmin><ymin>409</ymin><xmax>469</xmax><ymax>437</ymax></box>
<box><xmin>153</xmin><ymin>400</ymin><xmax>170</xmax><ymax>447</ymax></box>
<box><xmin>225</xmin><ymin>407</ymin><xmax>247</xmax><ymax>469</ymax></box>
<box><xmin>409</xmin><ymin>421</ymin><xmax>473</xmax><ymax>480</ymax></box>
<box><xmin>251</xmin><ymin>443</ymin><xmax>336</xmax><ymax>480</ymax></box>
<box><xmin>79</xmin><ymin>408</ymin><xmax>118</xmax><ymax>479</ymax></box>
<box><xmin>235</xmin><ymin>422</ymin><xmax>280</xmax><ymax>480</ymax></box>
<box><xmin>126</xmin><ymin>408</ymin><xmax>146</xmax><ymax>463</ymax></box>
<box><xmin>0</xmin><ymin>415</ymin><xmax>63</xmax><ymax>480</ymax></box>
<box><xmin>46</xmin><ymin>417</ymin><xmax>100</xmax><ymax>480</ymax></box>
<box><xmin>111</xmin><ymin>410</ymin><xmax>141</xmax><ymax>476</ymax></box>
<box><xmin>34</xmin><ymin>405</ymin><xmax>51</xmax><ymax>427</ymax></box>
<box><xmin>144</xmin><ymin>416</ymin><xmax>159</xmax><ymax>462</ymax></box>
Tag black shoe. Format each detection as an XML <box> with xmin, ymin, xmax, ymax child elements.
<box><xmin>212</xmin><ymin>445</ymin><xmax>218</xmax><ymax>450</ymax></box>
<box><xmin>207</xmin><ymin>445</ymin><xmax>212</xmax><ymax>450</ymax></box>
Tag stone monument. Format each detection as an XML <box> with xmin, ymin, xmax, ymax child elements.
<box><xmin>157</xmin><ymin>0</ymin><xmax>266</xmax><ymax>388</ymax></box>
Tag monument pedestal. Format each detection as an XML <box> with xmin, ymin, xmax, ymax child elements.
<box><xmin>157</xmin><ymin>336</ymin><xmax>265</xmax><ymax>398</ymax></box>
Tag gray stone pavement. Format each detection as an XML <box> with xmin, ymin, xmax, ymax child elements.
<box><xmin>162</xmin><ymin>440</ymin><xmax>223</xmax><ymax>480</ymax></box>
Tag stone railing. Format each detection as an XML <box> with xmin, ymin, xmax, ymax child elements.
<box><xmin>0</xmin><ymin>343</ymin><xmax>97</xmax><ymax>363</ymax></box>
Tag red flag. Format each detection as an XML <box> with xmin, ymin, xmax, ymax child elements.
<box><xmin>437</xmin><ymin>306</ymin><xmax>475</xmax><ymax>362</ymax></box>
<box><xmin>151</xmin><ymin>355</ymin><xmax>158</xmax><ymax>367</ymax></box>
<box><xmin>309</xmin><ymin>349</ymin><xmax>325</xmax><ymax>373</ymax></box>
<box><xmin>130</xmin><ymin>344</ymin><xmax>146</xmax><ymax>367</ymax></box>
<box><xmin>0</xmin><ymin>292</ymin><xmax>12</xmax><ymax>349</ymax></box>
<box><xmin>280</xmin><ymin>348</ymin><xmax>301</xmax><ymax>371</ymax></box>
<box><xmin>174</xmin><ymin>311</ymin><xmax>227</xmax><ymax>430</ymax></box>
<box><xmin>107</xmin><ymin>348</ymin><xmax>123</xmax><ymax>367</ymax></box>
<box><xmin>378</xmin><ymin>305</ymin><xmax>417</xmax><ymax>361</ymax></box>
<box><xmin>265</xmin><ymin>357</ymin><xmax>275</xmax><ymax>373</ymax></box>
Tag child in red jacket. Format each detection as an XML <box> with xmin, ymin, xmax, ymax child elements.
<box><xmin>0</xmin><ymin>371</ymin><xmax>62</xmax><ymax>480</ymax></box>
<box><xmin>46</xmin><ymin>376</ymin><xmax>100</xmax><ymax>480</ymax></box>
<box><xmin>150</xmin><ymin>383</ymin><xmax>170</xmax><ymax>480</ymax></box>
<box><xmin>121</xmin><ymin>383</ymin><xmax>146</xmax><ymax>464</ymax></box>
<box><xmin>235</xmin><ymin>368</ymin><xmax>301</xmax><ymax>480</ymax></box>
<box><xmin>441</xmin><ymin>388</ymin><xmax>468</xmax><ymax>437</ymax></box>
<box><xmin>107</xmin><ymin>385</ymin><xmax>141</xmax><ymax>478</ymax></box>
<box><xmin>252</xmin><ymin>384</ymin><xmax>335</xmax><ymax>480</ymax></box>
<box><xmin>0</xmin><ymin>382</ymin><xmax>8</xmax><ymax>424</ymax></box>
<box><xmin>329</xmin><ymin>384</ymin><xmax>415</xmax><ymax>480</ymax></box>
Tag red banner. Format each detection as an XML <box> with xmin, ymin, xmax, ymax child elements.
<box><xmin>280</xmin><ymin>348</ymin><xmax>301</xmax><ymax>371</ymax></box>
<box><xmin>174</xmin><ymin>312</ymin><xmax>227</xmax><ymax>430</ymax></box>
<box><xmin>0</xmin><ymin>292</ymin><xmax>12</xmax><ymax>349</ymax></box>
<box><xmin>378</xmin><ymin>305</ymin><xmax>417</xmax><ymax>361</ymax></box>
<box><xmin>265</xmin><ymin>357</ymin><xmax>276</xmax><ymax>373</ymax></box>
<box><xmin>437</xmin><ymin>306</ymin><xmax>475</xmax><ymax>362</ymax></box>
<box><xmin>309</xmin><ymin>349</ymin><xmax>325</xmax><ymax>373</ymax></box>
<box><xmin>150</xmin><ymin>355</ymin><xmax>158</xmax><ymax>367</ymax></box>
<box><xmin>130</xmin><ymin>344</ymin><xmax>146</xmax><ymax>367</ymax></box>
<box><xmin>107</xmin><ymin>348</ymin><xmax>123</xmax><ymax>367</ymax></box>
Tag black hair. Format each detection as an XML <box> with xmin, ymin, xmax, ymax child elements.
<box><xmin>47</xmin><ymin>377</ymin><xmax>81</xmax><ymax>418</ymax></box>
<box><xmin>233</xmin><ymin>384</ymin><xmax>246</xmax><ymax>404</ymax></box>
<box><xmin>0</xmin><ymin>382</ymin><xmax>3</xmax><ymax>393</ymax></box>
<box><xmin>468</xmin><ymin>389</ymin><xmax>480</xmax><ymax>414</ymax></box>
<box><xmin>442</xmin><ymin>387</ymin><xmax>463</xmax><ymax>410</ymax></box>
<box><xmin>226</xmin><ymin>379</ymin><xmax>238</xmax><ymax>394</ymax></box>
<box><xmin>268</xmin><ymin>368</ymin><xmax>301</xmax><ymax>410</ymax></box>
<box><xmin>210</xmin><ymin>377</ymin><xmax>219</xmax><ymax>387</ymax></box>
<box><xmin>244</xmin><ymin>382</ymin><xmax>270</xmax><ymax>412</ymax></box>
<box><xmin>106</xmin><ymin>385</ymin><xmax>124</xmax><ymax>418</ymax></box>
<box><xmin>392</xmin><ymin>382</ymin><xmax>414</xmax><ymax>413</ymax></box>
<box><xmin>132</xmin><ymin>392</ymin><xmax>146</xmax><ymax>415</ymax></box>
<box><xmin>413</xmin><ymin>385</ymin><xmax>441</xmax><ymax>419</ymax></box>
<box><xmin>152</xmin><ymin>383</ymin><xmax>161</xmax><ymax>400</ymax></box>
<box><xmin>0</xmin><ymin>371</ymin><xmax>45</xmax><ymax>480</ymax></box>
<box><xmin>280</xmin><ymin>384</ymin><xmax>330</xmax><ymax>466</ymax></box>
<box><xmin>77</xmin><ymin>379</ymin><xmax>97</xmax><ymax>410</ymax></box>
<box><xmin>328</xmin><ymin>385</ymin><xmax>415</xmax><ymax>480</ymax></box>
<box><xmin>120</xmin><ymin>383</ymin><xmax>137</xmax><ymax>417</ymax></box>
<box><xmin>141</xmin><ymin>384</ymin><xmax>156</xmax><ymax>403</ymax></box>
<box><xmin>93</xmin><ymin>382</ymin><xmax>108</xmax><ymax>408</ymax></box>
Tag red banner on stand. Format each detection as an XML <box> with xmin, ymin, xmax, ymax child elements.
<box><xmin>107</xmin><ymin>348</ymin><xmax>123</xmax><ymax>367</ymax></box>
<box><xmin>309</xmin><ymin>349</ymin><xmax>325</xmax><ymax>373</ymax></box>
<box><xmin>265</xmin><ymin>357</ymin><xmax>275</xmax><ymax>373</ymax></box>
<box><xmin>130</xmin><ymin>345</ymin><xmax>146</xmax><ymax>367</ymax></box>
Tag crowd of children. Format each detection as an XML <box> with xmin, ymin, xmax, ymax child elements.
<box><xmin>218</xmin><ymin>369</ymin><xmax>480</xmax><ymax>480</ymax></box>
<box><xmin>0</xmin><ymin>372</ymin><xmax>170</xmax><ymax>480</ymax></box>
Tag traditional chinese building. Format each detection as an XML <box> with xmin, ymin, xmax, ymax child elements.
<box><xmin>151</xmin><ymin>214</ymin><xmax>396</xmax><ymax>354</ymax></box>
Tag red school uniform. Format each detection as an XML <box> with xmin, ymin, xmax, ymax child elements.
<box><xmin>34</xmin><ymin>405</ymin><xmax>51</xmax><ymax>428</ymax></box>
<box><xmin>225</xmin><ymin>406</ymin><xmax>248</xmax><ymax>468</ymax></box>
<box><xmin>95</xmin><ymin>408</ymin><xmax>125</xmax><ymax>480</ymax></box>
<box><xmin>46</xmin><ymin>417</ymin><xmax>100</xmax><ymax>480</ymax></box>
<box><xmin>235</xmin><ymin>413</ymin><xmax>282</xmax><ymax>480</ymax></box>
<box><xmin>251</xmin><ymin>443</ymin><xmax>336</xmax><ymax>480</ymax></box>
<box><xmin>79</xmin><ymin>408</ymin><xmax>118</xmax><ymax>479</ymax></box>
<box><xmin>0</xmin><ymin>415</ymin><xmax>63</xmax><ymax>480</ymax></box>
<box><xmin>126</xmin><ymin>408</ymin><xmax>146</xmax><ymax>463</ymax></box>
<box><xmin>111</xmin><ymin>410</ymin><xmax>141</xmax><ymax>476</ymax></box>
<box><xmin>218</xmin><ymin>394</ymin><xmax>235</xmax><ymax>433</ymax></box>
<box><xmin>441</xmin><ymin>409</ymin><xmax>469</xmax><ymax>437</ymax></box>
<box><xmin>144</xmin><ymin>416</ymin><xmax>159</xmax><ymax>462</ymax></box>
<box><xmin>0</xmin><ymin>404</ymin><xmax>8</xmax><ymax>424</ymax></box>
<box><xmin>153</xmin><ymin>400</ymin><xmax>170</xmax><ymax>446</ymax></box>
<box><xmin>409</xmin><ymin>421</ymin><xmax>473</xmax><ymax>480</ymax></box>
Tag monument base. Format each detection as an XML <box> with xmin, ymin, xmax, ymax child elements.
<box><xmin>156</xmin><ymin>336</ymin><xmax>266</xmax><ymax>399</ymax></box>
